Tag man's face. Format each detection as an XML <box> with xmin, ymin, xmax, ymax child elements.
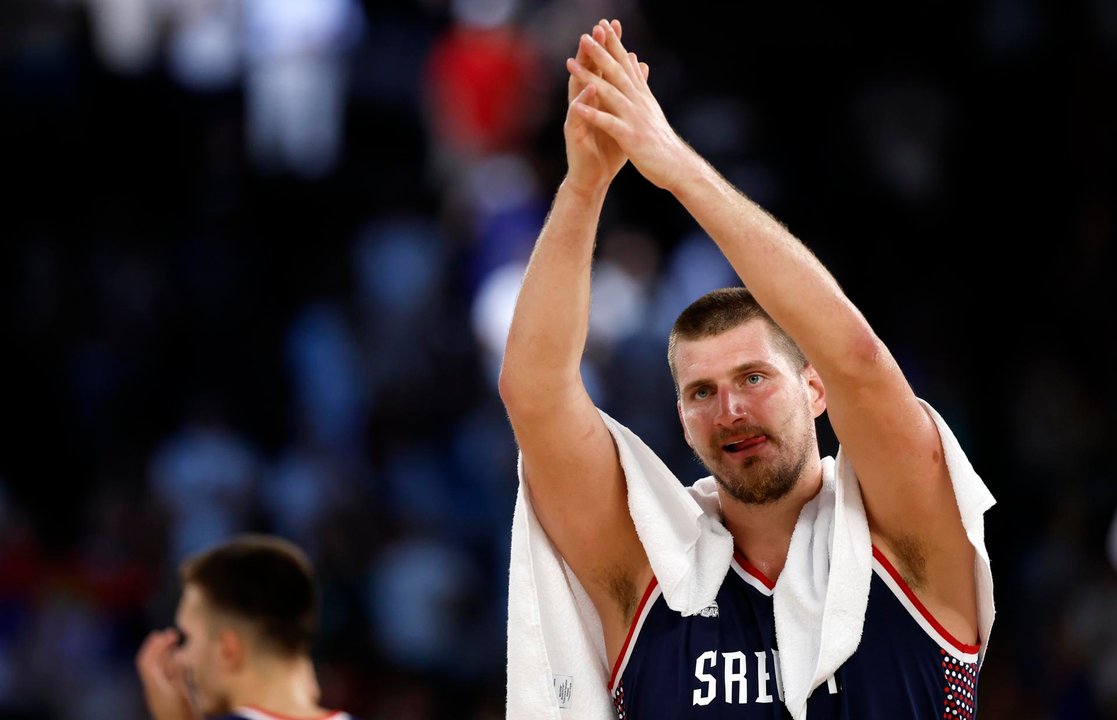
<box><xmin>175</xmin><ymin>585</ymin><xmax>233</xmax><ymax>716</ymax></box>
<box><xmin>675</xmin><ymin>319</ymin><xmax>822</xmax><ymax>505</ymax></box>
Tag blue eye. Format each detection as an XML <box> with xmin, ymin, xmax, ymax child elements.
<box><xmin>693</xmin><ymin>387</ymin><xmax>711</xmax><ymax>400</ymax></box>
<box><xmin>746</xmin><ymin>374</ymin><xmax>762</xmax><ymax>385</ymax></box>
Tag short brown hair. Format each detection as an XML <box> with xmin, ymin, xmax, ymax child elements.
<box><xmin>667</xmin><ymin>287</ymin><xmax>807</xmax><ymax>390</ymax></box>
<box><xmin>180</xmin><ymin>534</ymin><xmax>318</xmax><ymax>656</ymax></box>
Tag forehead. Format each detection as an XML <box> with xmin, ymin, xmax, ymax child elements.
<box><xmin>674</xmin><ymin>319</ymin><xmax>787</xmax><ymax>383</ymax></box>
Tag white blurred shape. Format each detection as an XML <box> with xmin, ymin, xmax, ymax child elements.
<box><xmin>470</xmin><ymin>260</ymin><xmax>525</xmax><ymax>385</ymax></box>
<box><xmin>166</xmin><ymin>0</ymin><xmax>241</xmax><ymax>91</ymax></box>
<box><xmin>452</xmin><ymin>0</ymin><xmax>518</xmax><ymax>30</ymax></box>
<box><xmin>84</xmin><ymin>0</ymin><xmax>160</xmax><ymax>75</ymax></box>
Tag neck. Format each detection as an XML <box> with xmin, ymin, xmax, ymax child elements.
<box><xmin>719</xmin><ymin>457</ymin><xmax>824</xmax><ymax>582</ymax></box>
<box><xmin>229</xmin><ymin>654</ymin><xmax>328</xmax><ymax>719</ymax></box>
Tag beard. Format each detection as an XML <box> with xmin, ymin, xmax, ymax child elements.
<box><xmin>695</xmin><ymin>421</ymin><xmax>813</xmax><ymax>506</ymax></box>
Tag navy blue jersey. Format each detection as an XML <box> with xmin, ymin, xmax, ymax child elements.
<box><xmin>609</xmin><ymin>546</ymin><xmax>980</xmax><ymax>719</ymax></box>
<box><xmin>214</xmin><ymin>707</ymin><xmax>355</xmax><ymax>720</ymax></box>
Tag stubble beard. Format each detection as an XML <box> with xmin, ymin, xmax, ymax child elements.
<box><xmin>697</xmin><ymin>422</ymin><xmax>814</xmax><ymax>506</ymax></box>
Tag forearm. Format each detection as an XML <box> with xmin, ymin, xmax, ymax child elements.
<box><xmin>564</xmin><ymin>18</ymin><xmax>881</xmax><ymax>372</ymax></box>
<box><xmin>499</xmin><ymin>178</ymin><xmax>606</xmax><ymax>410</ymax></box>
<box><xmin>670</xmin><ymin>151</ymin><xmax>879</xmax><ymax>372</ymax></box>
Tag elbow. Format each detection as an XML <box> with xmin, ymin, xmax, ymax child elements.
<box><xmin>497</xmin><ymin>357</ymin><xmax>541</xmax><ymax>414</ymax></box>
<box><xmin>498</xmin><ymin>357</ymin><xmax>581</xmax><ymax>418</ymax></box>
<box><xmin>497</xmin><ymin>360</ymin><xmax>520</xmax><ymax>409</ymax></box>
<box><xmin>850</xmin><ymin>326</ymin><xmax>887</xmax><ymax>368</ymax></box>
<box><xmin>833</xmin><ymin>325</ymin><xmax>892</xmax><ymax>386</ymax></box>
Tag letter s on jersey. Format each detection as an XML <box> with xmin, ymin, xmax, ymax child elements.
<box><xmin>693</xmin><ymin>651</ymin><xmax>717</xmax><ymax>706</ymax></box>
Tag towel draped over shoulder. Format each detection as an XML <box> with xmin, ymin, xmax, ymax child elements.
<box><xmin>506</xmin><ymin>399</ymin><xmax>995</xmax><ymax>720</ymax></box>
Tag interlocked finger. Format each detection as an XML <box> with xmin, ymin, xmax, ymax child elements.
<box><xmin>579</xmin><ymin>31</ymin><xmax>636</xmax><ymax>98</ymax></box>
<box><xmin>599</xmin><ymin>20</ymin><xmax>642</xmax><ymax>87</ymax></box>
<box><xmin>630</xmin><ymin>53</ymin><xmax>650</xmax><ymax>84</ymax></box>
<box><xmin>567</xmin><ymin>49</ymin><xmax>631</xmax><ymax>115</ymax></box>
<box><xmin>572</xmin><ymin>98</ymin><xmax>627</xmax><ymax>142</ymax></box>
<box><xmin>569</xmin><ymin>22</ymin><xmax>610</xmax><ymax>103</ymax></box>
<box><xmin>567</xmin><ymin>30</ymin><xmax>593</xmax><ymax>103</ymax></box>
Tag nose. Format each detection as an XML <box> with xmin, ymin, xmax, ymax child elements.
<box><xmin>715</xmin><ymin>387</ymin><xmax>747</xmax><ymax>427</ymax></box>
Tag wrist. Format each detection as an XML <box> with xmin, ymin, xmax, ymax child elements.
<box><xmin>661</xmin><ymin>141</ymin><xmax>708</xmax><ymax>197</ymax></box>
<box><xmin>560</xmin><ymin>174</ymin><xmax>610</xmax><ymax>203</ymax></box>
<box><xmin>664</xmin><ymin>144</ymin><xmax>718</xmax><ymax>202</ymax></box>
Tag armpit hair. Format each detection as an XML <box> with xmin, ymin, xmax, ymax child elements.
<box><xmin>890</xmin><ymin>534</ymin><xmax>929</xmax><ymax>591</ymax></box>
<box><xmin>598</xmin><ymin>565</ymin><xmax>639</xmax><ymax>623</ymax></box>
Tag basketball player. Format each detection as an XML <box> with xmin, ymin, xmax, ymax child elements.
<box><xmin>499</xmin><ymin>19</ymin><xmax>994</xmax><ymax>717</ymax></box>
<box><xmin>135</xmin><ymin>534</ymin><xmax>357</xmax><ymax>720</ymax></box>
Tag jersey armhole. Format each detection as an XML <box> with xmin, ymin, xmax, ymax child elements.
<box><xmin>607</xmin><ymin>575</ymin><xmax>661</xmax><ymax>691</ymax></box>
<box><xmin>871</xmin><ymin>545</ymin><xmax>981</xmax><ymax>663</ymax></box>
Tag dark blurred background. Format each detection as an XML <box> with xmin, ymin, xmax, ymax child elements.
<box><xmin>1</xmin><ymin>0</ymin><xmax>1115</xmax><ymax>718</ymax></box>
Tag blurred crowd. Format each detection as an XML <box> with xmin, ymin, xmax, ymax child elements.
<box><xmin>0</xmin><ymin>1</ymin><xmax>1115</xmax><ymax>719</ymax></box>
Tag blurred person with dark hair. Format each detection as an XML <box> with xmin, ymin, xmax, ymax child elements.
<box><xmin>500</xmin><ymin>19</ymin><xmax>996</xmax><ymax>719</ymax></box>
<box><xmin>135</xmin><ymin>534</ymin><xmax>358</xmax><ymax>720</ymax></box>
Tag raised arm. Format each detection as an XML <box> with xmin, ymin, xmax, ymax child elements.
<box><xmin>498</xmin><ymin>21</ymin><xmax>653</xmax><ymax>663</ymax></box>
<box><xmin>569</xmin><ymin>22</ymin><xmax>977</xmax><ymax>641</ymax></box>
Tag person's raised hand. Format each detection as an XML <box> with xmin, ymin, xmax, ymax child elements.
<box><xmin>563</xmin><ymin>19</ymin><xmax>649</xmax><ymax>197</ymax></box>
<box><xmin>135</xmin><ymin>629</ymin><xmax>200</xmax><ymax>720</ymax></box>
<box><xmin>566</xmin><ymin>20</ymin><xmax>689</xmax><ymax>193</ymax></box>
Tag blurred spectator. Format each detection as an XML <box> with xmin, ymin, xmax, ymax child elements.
<box><xmin>261</xmin><ymin>443</ymin><xmax>349</xmax><ymax>557</ymax></box>
<box><xmin>456</xmin><ymin>153</ymin><xmax>548</xmax><ymax>295</ymax></box>
<box><xmin>83</xmin><ymin>0</ymin><xmax>161</xmax><ymax>76</ymax></box>
<box><xmin>470</xmin><ymin>257</ymin><xmax>525</xmax><ymax>386</ymax></box>
<box><xmin>585</xmin><ymin>233</ymin><xmax>654</xmax><ymax>352</ymax></box>
<box><xmin>352</xmin><ymin>216</ymin><xmax>447</xmax><ymax>391</ymax></box>
<box><xmin>148</xmin><ymin>402</ymin><xmax>260</xmax><ymax>565</ymax></box>
<box><xmin>242</xmin><ymin>0</ymin><xmax>366</xmax><ymax>178</ymax></box>
<box><xmin>365</xmin><ymin>528</ymin><xmax>481</xmax><ymax>677</ymax></box>
<box><xmin>284</xmin><ymin>302</ymin><xmax>368</xmax><ymax>456</ymax></box>
<box><xmin>422</xmin><ymin>0</ymin><xmax>547</xmax><ymax>174</ymax></box>
<box><xmin>164</xmin><ymin>0</ymin><xmax>241</xmax><ymax>93</ymax></box>
<box><xmin>645</xmin><ymin>229</ymin><xmax>740</xmax><ymax>339</ymax></box>
<box><xmin>461</xmin><ymin>154</ymin><xmax>549</xmax><ymax>384</ymax></box>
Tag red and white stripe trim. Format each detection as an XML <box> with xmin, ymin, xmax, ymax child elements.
<box><xmin>608</xmin><ymin>576</ymin><xmax>662</xmax><ymax>691</ymax></box>
<box><xmin>731</xmin><ymin>551</ymin><xmax>776</xmax><ymax>596</ymax></box>
<box><xmin>607</xmin><ymin>548</ymin><xmax>980</xmax><ymax>690</ymax></box>
<box><xmin>871</xmin><ymin>546</ymin><xmax>980</xmax><ymax>663</ymax></box>
<box><xmin>234</xmin><ymin>706</ymin><xmax>348</xmax><ymax>720</ymax></box>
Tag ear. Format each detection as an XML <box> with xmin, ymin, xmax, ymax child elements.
<box><xmin>803</xmin><ymin>363</ymin><xmax>826</xmax><ymax>419</ymax></box>
<box><xmin>677</xmin><ymin>400</ymin><xmax>694</xmax><ymax>449</ymax></box>
<box><xmin>216</xmin><ymin>628</ymin><xmax>247</xmax><ymax>673</ymax></box>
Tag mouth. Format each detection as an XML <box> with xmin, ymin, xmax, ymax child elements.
<box><xmin>721</xmin><ymin>435</ymin><xmax>766</xmax><ymax>455</ymax></box>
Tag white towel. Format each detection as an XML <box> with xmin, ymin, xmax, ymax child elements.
<box><xmin>505</xmin><ymin>399</ymin><xmax>996</xmax><ymax>719</ymax></box>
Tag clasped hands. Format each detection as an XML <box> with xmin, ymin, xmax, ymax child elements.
<box><xmin>563</xmin><ymin>19</ymin><xmax>692</xmax><ymax>196</ymax></box>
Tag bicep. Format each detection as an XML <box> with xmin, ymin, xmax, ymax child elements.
<box><xmin>822</xmin><ymin>342</ymin><xmax>981</xmax><ymax>643</ymax></box>
<box><xmin>823</xmin><ymin>354</ymin><xmax>966</xmax><ymax>551</ymax></box>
